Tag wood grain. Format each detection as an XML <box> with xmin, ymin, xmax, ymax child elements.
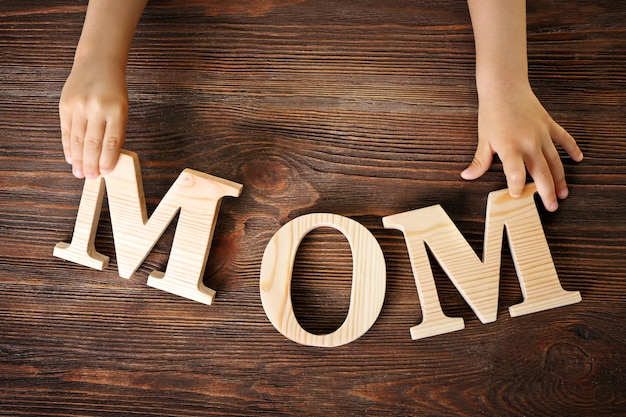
<box><xmin>383</xmin><ymin>184</ymin><xmax>582</xmax><ymax>340</ymax></box>
<box><xmin>54</xmin><ymin>150</ymin><xmax>243</xmax><ymax>305</ymax></box>
<box><xmin>1</xmin><ymin>0</ymin><xmax>626</xmax><ymax>416</ymax></box>
<box><xmin>260</xmin><ymin>213</ymin><xmax>386</xmax><ymax>347</ymax></box>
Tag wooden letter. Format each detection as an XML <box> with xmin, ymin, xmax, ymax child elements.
<box><xmin>382</xmin><ymin>184</ymin><xmax>581</xmax><ymax>340</ymax></box>
<box><xmin>260</xmin><ymin>213</ymin><xmax>386</xmax><ymax>347</ymax></box>
<box><xmin>54</xmin><ymin>150</ymin><xmax>242</xmax><ymax>305</ymax></box>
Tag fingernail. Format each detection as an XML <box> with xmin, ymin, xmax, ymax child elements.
<box><xmin>548</xmin><ymin>201</ymin><xmax>558</xmax><ymax>212</ymax></box>
<box><xmin>558</xmin><ymin>187</ymin><xmax>569</xmax><ymax>199</ymax></box>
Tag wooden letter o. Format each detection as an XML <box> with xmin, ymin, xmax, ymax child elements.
<box><xmin>260</xmin><ymin>213</ymin><xmax>386</xmax><ymax>347</ymax></box>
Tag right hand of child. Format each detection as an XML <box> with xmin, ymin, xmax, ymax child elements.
<box><xmin>461</xmin><ymin>84</ymin><xmax>583</xmax><ymax>212</ymax></box>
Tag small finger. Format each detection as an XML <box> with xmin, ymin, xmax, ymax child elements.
<box><xmin>544</xmin><ymin>143</ymin><xmax>568</xmax><ymax>200</ymax></box>
<box><xmin>527</xmin><ymin>155</ymin><xmax>558</xmax><ymax>212</ymax></box>
<box><xmin>83</xmin><ymin>119</ymin><xmax>106</xmax><ymax>179</ymax></box>
<box><xmin>99</xmin><ymin>117</ymin><xmax>126</xmax><ymax>174</ymax></box>
<box><xmin>501</xmin><ymin>155</ymin><xmax>527</xmax><ymax>198</ymax></box>
<box><xmin>60</xmin><ymin>110</ymin><xmax>73</xmax><ymax>164</ymax></box>
<box><xmin>69</xmin><ymin>115</ymin><xmax>87</xmax><ymax>178</ymax></box>
<box><xmin>551</xmin><ymin>123</ymin><xmax>583</xmax><ymax>162</ymax></box>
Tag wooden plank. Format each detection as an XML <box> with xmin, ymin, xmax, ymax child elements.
<box><xmin>1</xmin><ymin>0</ymin><xmax>625</xmax><ymax>416</ymax></box>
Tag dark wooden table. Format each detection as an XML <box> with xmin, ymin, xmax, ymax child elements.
<box><xmin>1</xmin><ymin>1</ymin><xmax>625</xmax><ymax>415</ymax></box>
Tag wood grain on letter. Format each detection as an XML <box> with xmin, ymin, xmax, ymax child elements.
<box><xmin>55</xmin><ymin>150</ymin><xmax>242</xmax><ymax>305</ymax></box>
<box><xmin>383</xmin><ymin>184</ymin><xmax>581</xmax><ymax>340</ymax></box>
<box><xmin>260</xmin><ymin>213</ymin><xmax>386</xmax><ymax>347</ymax></box>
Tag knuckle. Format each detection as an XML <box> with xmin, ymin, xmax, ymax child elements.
<box><xmin>471</xmin><ymin>157</ymin><xmax>484</xmax><ymax>169</ymax></box>
<box><xmin>505</xmin><ymin>169</ymin><xmax>525</xmax><ymax>183</ymax></box>
<box><xmin>85</xmin><ymin>136</ymin><xmax>102</xmax><ymax>150</ymax></box>
<box><xmin>547</xmin><ymin>151</ymin><xmax>562</xmax><ymax>166</ymax></box>
<box><xmin>71</xmin><ymin>134</ymin><xmax>84</xmax><ymax>145</ymax></box>
<box><xmin>60</xmin><ymin>95</ymin><xmax>87</xmax><ymax>112</ymax></box>
<box><xmin>62</xmin><ymin>96</ymin><xmax>128</xmax><ymax>118</ymax></box>
<box><xmin>96</xmin><ymin>97</ymin><xmax>128</xmax><ymax>114</ymax></box>
<box><xmin>58</xmin><ymin>97</ymin><xmax>73</xmax><ymax>112</ymax></box>
<box><xmin>103</xmin><ymin>136</ymin><xmax>122</xmax><ymax>150</ymax></box>
<box><xmin>535</xmin><ymin>166</ymin><xmax>553</xmax><ymax>181</ymax></box>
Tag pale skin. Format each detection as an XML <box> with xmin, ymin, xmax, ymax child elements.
<box><xmin>60</xmin><ymin>0</ymin><xmax>582</xmax><ymax>211</ymax></box>
<box><xmin>60</xmin><ymin>0</ymin><xmax>147</xmax><ymax>180</ymax></box>
<box><xmin>463</xmin><ymin>0</ymin><xmax>583</xmax><ymax>212</ymax></box>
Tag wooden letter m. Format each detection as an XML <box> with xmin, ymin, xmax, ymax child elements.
<box><xmin>54</xmin><ymin>150</ymin><xmax>242</xmax><ymax>305</ymax></box>
<box><xmin>383</xmin><ymin>185</ymin><xmax>581</xmax><ymax>340</ymax></box>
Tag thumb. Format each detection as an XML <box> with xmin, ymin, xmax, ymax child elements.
<box><xmin>461</xmin><ymin>141</ymin><xmax>494</xmax><ymax>181</ymax></box>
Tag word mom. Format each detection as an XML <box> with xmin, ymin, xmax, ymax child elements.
<box><xmin>54</xmin><ymin>150</ymin><xmax>581</xmax><ymax>347</ymax></box>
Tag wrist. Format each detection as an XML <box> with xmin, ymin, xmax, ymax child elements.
<box><xmin>73</xmin><ymin>45</ymin><xmax>128</xmax><ymax>75</ymax></box>
<box><xmin>475</xmin><ymin>72</ymin><xmax>532</xmax><ymax>101</ymax></box>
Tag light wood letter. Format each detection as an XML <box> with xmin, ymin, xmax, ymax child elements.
<box><xmin>54</xmin><ymin>150</ymin><xmax>242</xmax><ymax>305</ymax></box>
<box><xmin>260</xmin><ymin>213</ymin><xmax>386</xmax><ymax>347</ymax></box>
<box><xmin>382</xmin><ymin>184</ymin><xmax>581</xmax><ymax>340</ymax></box>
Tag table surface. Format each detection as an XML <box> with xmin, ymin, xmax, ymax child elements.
<box><xmin>1</xmin><ymin>1</ymin><xmax>625</xmax><ymax>416</ymax></box>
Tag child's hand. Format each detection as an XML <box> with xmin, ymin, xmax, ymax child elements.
<box><xmin>59</xmin><ymin>0</ymin><xmax>147</xmax><ymax>179</ymax></box>
<box><xmin>461</xmin><ymin>85</ymin><xmax>583</xmax><ymax>212</ymax></box>
<box><xmin>59</xmin><ymin>61</ymin><xmax>128</xmax><ymax>179</ymax></box>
